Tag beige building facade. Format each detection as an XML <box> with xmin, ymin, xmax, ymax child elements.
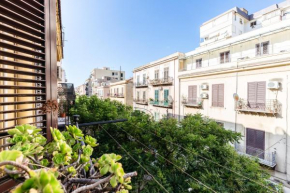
<box><xmin>109</xmin><ymin>78</ymin><xmax>133</xmax><ymax>106</ymax></box>
<box><xmin>133</xmin><ymin>52</ymin><xmax>184</xmax><ymax>120</ymax></box>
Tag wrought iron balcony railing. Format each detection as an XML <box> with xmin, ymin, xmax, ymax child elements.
<box><xmin>149</xmin><ymin>77</ymin><xmax>173</xmax><ymax>86</ymax></box>
<box><xmin>236</xmin><ymin>99</ymin><xmax>281</xmax><ymax>115</ymax></box>
<box><xmin>135</xmin><ymin>82</ymin><xmax>148</xmax><ymax>88</ymax></box>
<box><xmin>149</xmin><ymin>100</ymin><xmax>172</xmax><ymax>108</ymax></box>
<box><xmin>235</xmin><ymin>144</ymin><xmax>276</xmax><ymax>168</ymax></box>
<box><xmin>110</xmin><ymin>93</ymin><xmax>124</xmax><ymax>98</ymax></box>
<box><xmin>133</xmin><ymin>98</ymin><xmax>148</xmax><ymax>105</ymax></box>
<box><xmin>182</xmin><ymin>97</ymin><xmax>203</xmax><ymax>108</ymax></box>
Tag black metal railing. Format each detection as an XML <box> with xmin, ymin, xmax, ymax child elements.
<box><xmin>134</xmin><ymin>81</ymin><xmax>148</xmax><ymax>88</ymax></box>
<box><xmin>236</xmin><ymin>99</ymin><xmax>281</xmax><ymax>115</ymax></box>
<box><xmin>149</xmin><ymin>77</ymin><xmax>173</xmax><ymax>86</ymax></box>
<box><xmin>133</xmin><ymin>98</ymin><xmax>148</xmax><ymax>105</ymax></box>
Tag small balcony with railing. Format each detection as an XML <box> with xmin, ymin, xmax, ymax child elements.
<box><xmin>149</xmin><ymin>100</ymin><xmax>172</xmax><ymax>108</ymax></box>
<box><xmin>235</xmin><ymin>144</ymin><xmax>276</xmax><ymax>168</ymax></box>
<box><xmin>182</xmin><ymin>97</ymin><xmax>203</xmax><ymax>108</ymax></box>
<box><xmin>236</xmin><ymin>99</ymin><xmax>281</xmax><ymax>115</ymax></box>
<box><xmin>149</xmin><ymin>77</ymin><xmax>173</xmax><ymax>86</ymax></box>
<box><xmin>135</xmin><ymin>81</ymin><xmax>148</xmax><ymax>88</ymax></box>
<box><xmin>134</xmin><ymin>98</ymin><xmax>148</xmax><ymax>105</ymax></box>
<box><xmin>110</xmin><ymin>93</ymin><xmax>124</xmax><ymax>98</ymax></box>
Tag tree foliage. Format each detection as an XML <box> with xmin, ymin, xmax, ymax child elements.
<box><xmin>0</xmin><ymin>123</ymin><xmax>135</xmax><ymax>193</ymax></box>
<box><xmin>70</xmin><ymin>95</ymin><xmax>281</xmax><ymax>193</ymax></box>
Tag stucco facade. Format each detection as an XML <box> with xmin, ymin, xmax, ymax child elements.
<box><xmin>109</xmin><ymin>78</ymin><xmax>133</xmax><ymax>106</ymax></box>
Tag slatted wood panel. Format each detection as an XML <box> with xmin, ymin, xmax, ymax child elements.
<box><xmin>246</xmin><ymin>128</ymin><xmax>265</xmax><ymax>159</ymax></box>
<box><xmin>247</xmin><ymin>81</ymin><xmax>266</xmax><ymax>109</ymax></box>
<box><xmin>188</xmin><ymin>85</ymin><xmax>197</xmax><ymax>104</ymax></box>
<box><xmin>212</xmin><ymin>84</ymin><xmax>224</xmax><ymax>107</ymax></box>
<box><xmin>0</xmin><ymin>0</ymin><xmax>58</xmax><ymax>143</ymax></box>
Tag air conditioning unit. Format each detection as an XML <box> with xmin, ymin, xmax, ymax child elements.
<box><xmin>201</xmin><ymin>84</ymin><xmax>208</xmax><ymax>90</ymax></box>
<box><xmin>201</xmin><ymin>93</ymin><xmax>208</xmax><ymax>99</ymax></box>
<box><xmin>267</xmin><ymin>81</ymin><xmax>280</xmax><ymax>90</ymax></box>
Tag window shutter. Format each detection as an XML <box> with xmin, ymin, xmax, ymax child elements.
<box><xmin>257</xmin><ymin>81</ymin><xmax>266</xmax><ymax>110</ymax></box>
<box><xmin>256</xmin><ymin>44</ymin><xmax>261</xmax><ymax>56</ymax></box>
<box><xmin>155</xmin><ymin>90</ymin><xmax>159</xmax><ymax>101</ymax></box>
<box><xmin>192</xmin><ymin>85</ymin><xmax>197</xmax><ymax>104</ymax></box>
<box><xmin>218</xmin><ymin>84</ymin><xmax>224</xmax><ymax>107</ymax></box>
<box><xmin>0</xmin><ymin>0</ymin><xmax>58</xmax><ymax>141</ymax></box>
<box><xmin>212</xmin><ymin>84</ymin><xmax>218</xmax><ymax>107</ymax></box>
<box><xmin>248</xmin><ymin>82</ymin><xmax>257</xmax><ymax>108</ymax></box>
<box><xmin>246</xmin><ymin>128</ymin><xmax>265</xmax><ymax>159</ymax></box>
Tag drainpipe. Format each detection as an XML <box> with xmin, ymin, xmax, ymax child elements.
<box><xmin>286</xmin><ymin>75</ymin><xmax>289</xmax><ymax>182</ymax></box>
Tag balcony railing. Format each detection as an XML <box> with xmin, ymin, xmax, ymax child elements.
<box><xmin>110</xmin><ymin>93</ymin><xmax>124</xmax><ymax>98</ymax></box>
<box><xmin>135</xmin><ymin>82</ymin><xmax>148</xmax><ymax>88</ymax></box>
<box><xmin>149</xmin><ymin>77</ymin><xmax>173</xmax><ymax>86</ymax></box>
<box><xmin>236</xmin><ymin>99</ymin><xmax>281</xmax><ymax>115</ymax></box>
<box><xmin>182</xmin><ymin>97</ymin><xmax>203</xmax><ymax>108</ymax></box>
<box><xmin>149</xmin><ymin>100</ymin><xmax>172</xmax><ymax>108</ymax></box>
<box><xmin>235</xmin><ymin>144</ymin><xmax>276</xmax><ymax>168</ymax></box>
<box><xmin>133</xmin><ymin>98</ymin><xmax>148</xmax><ymax>105</ymax></box>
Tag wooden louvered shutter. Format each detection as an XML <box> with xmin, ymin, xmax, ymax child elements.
<box><xmin>246</xmin><ymin>128</ymin><xmax>265</xmax><ymax>159</ymax></box>
<box><xmin>248</xmin><ymin>81</ymin><xmax>266</xmax><ymax>109</ymax></box>
<box><xmin>192</xmin><ymin>85</ymin><xmax>197</xmax><ymax>104</ymax></box>
<box><xmin>218</xmin><ymin>84</ymin><xmax>224</xmax><ymax>107</ymax></box>
<box><xmin>257</xmin><ymin>81</ymin><xmax>266</xmax><ymax>110</ymax></box>
<box><xmin>0</xmin><ymin>0</ymin><xmax>58</xmax><ymax>141</ymax></box>
<box><xmin>212</xmin><ymin>84</ymin><xmax>218</xmax><ymax>107</ymax></box>
<box><xmin>188</xmin><ymin>86</ymin><xmax>193</xmax><ymax>103</ymax></box>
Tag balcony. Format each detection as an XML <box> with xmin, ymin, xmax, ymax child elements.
<box><xmin>182</xmin><ymin>97</ymin><xmax>203</xmax><ymax>108</ymax></box>
<box><xmin>149</xmin><ymin>100</ymin><xmax>172</xmax><ymax>108</ymax></box>
<box><xmin>135</xmin><ymin>82</ymin><xmax>148</xmax><ymax>88</ymax></box>
<box><xmin>235</xmin><ymin>144</ymin><xmax>276</xmax><ymax>168</ymax></box>
<box><xmin>134</xmin><ymin>98</ymin><xmax>148</xmax><ymax>105</ymax></box>
<box><xmin>110</xmin><ymin>93</ymin><xmax>124</xmax><ymax>98</ymax></box>
<box><xmin>149</xmin><ymin>77</ymin><xmax>173</xmax><ymax>86</ymax></box>
<box><xmin>236</xmin><ymin>99</ymin><xmax>281</xmax><ymax>115</ymax></box>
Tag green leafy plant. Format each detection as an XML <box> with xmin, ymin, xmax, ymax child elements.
<box><xmin>0</xmin><ymin>124</ymin><xmax>136</xmax><ymax>193</ymax></box>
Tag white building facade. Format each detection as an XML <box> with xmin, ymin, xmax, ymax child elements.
<box><xmin>178</xmin><ymin>1</ymin><xmax>290</xmax><ymax>186</ymax></box>
<box><xmin>109</xmin><ymin>78</ymin><xmax>134</xmax><ymax>106</ymax></box>
<box><xmin>133</xmin><ymin>52</ymin><xmax>184</xmax><ymax>120</ymax></box>
<box><xmin>133</xmin><ymin>1</ymin><xmax>290</xmax><ymax>186</ymax></box>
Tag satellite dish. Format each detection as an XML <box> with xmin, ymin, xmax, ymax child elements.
<box><xmin>233</xmin><ymin>93</ymin><xmax>239</xmax><ymax>101</ymax></box>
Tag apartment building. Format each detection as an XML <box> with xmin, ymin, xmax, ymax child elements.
<box><xmin>93</xmin><ymin>81</ymin><xmax>110</xmax><ymax>99</ymax></box>
<box><xmin>75</xmin><ymin>84</ymin><xmax>86</xmax><ymax>96</ymax></box>
<box><xmin>109</xmin><ymin>78</ymin><xmax>133</xmax><ymax>106</ymax></box>
<box><xmin>133</xmin><ymin>53</ymin><xmax>183</xmax><ymax>120</ymax></box>
<box><xmin>178</xmin><ymin>1</ymin><xmax>290</xmax><ymax>185</ymax></box>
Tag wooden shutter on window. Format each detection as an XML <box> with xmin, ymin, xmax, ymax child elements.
<box><xmin>218</xmin><ymin>84</ymin><xmax>224</xmax><ymax>107</ymax></box>
<box><xmin>248</xmin><ymin>81</ymin><xmax>266</xmax><ymax>109</ymax></box>
<box><xmin>188</xmin><ymin>85</ymin><xmax>197</xmax><ymax>104</ymax></box>
<box><xmin>246</xmin><ymin>128</ymin><xmax>265</xmax><ymax>159</ymax></box>
<box><xmin>0</xmin><ymin>0</ymin><xmax>58</xmax><ymax>141</ymax></box>
<box><xmin>212</xmin><ymin>84</ymin><xmax>218</xmax><ymax>107</ymax></box>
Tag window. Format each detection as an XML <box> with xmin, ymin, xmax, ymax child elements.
<box><xmin>256</xmin><ymin>41</ymin><xmax>269</xmax><ymax>56</ymax></box>
<box><xmin>143</xmin><ymin>91</ymin><xmax>146</xmax><ymax>100</ymax></box>
<box><xmin>246</xmin><ymin>128</ymin><xmax>265</xmax><ymax>159</ymax></box>
<box><xmin>164</xmin><ymin>67</ymin><xmax>169</xmax><ymax>79</ymax></box>
<box><xmin>137</xmin><ymin>91</ymin><xmax>140</xmax><ymax>100</ymax></box>
<box><xmin>240</xmin><ymin>18</ymin><xmax>243</xmax><ymax>24</ymax></box>
<box><xmin>196</xmin><ymin>59</ymin><xmax>202</xmax><ymax>69</ymax></box>
<box><xmin>188</xmin><ymin>85</ymin><xmax>197</xmax><ymax>104</ymax></box>
<box><xmin>212</xmin><ymin>84</ymin><xmax>224</xmax><ymax>107</ymax></box>
<box><xmin>121</xmin><ymin>73</ymin><xmax>123</xmax><ymax>77</ymax></box>
<box><xmin>143</xmin><ymin>74</ymin><xmax>146</xmax><ymax>84</ymax></box>
<box><xmin>247</xmin><ymin>81</ymin><xmax>266</xmax><ymax>110</ymax></box>
<box><xmin>137</xmin><ymin>75</ymin><xmax>140</xmax><ymax>84</ymax></box>
<box><xmin>220</xmin><ymin>51</ymin><xmax>230</xmax><ymax>64</ymax></box>
<box><xmin>155</xmin><ymin>70</ymin><xmax>159</xmax><ymax>80</ymax></box>
<box><xmin>115</xmin><ymin>72</ymin><xmax>118</xmax><ymax>76</ymax></box>
<box><xmin>155</xmin><ymin>90</ymin><xmax>159</xmax><ymax>101</ymax></box>
<box><xmin>164</xmin><ymin>90</ymin><xmax>169</xmax><ymax>102</ymax></box>
<box><xmin>112</xmin><ymin>72</ymin><xmax>114</xmax><ymax>76</ymax></box>
<box><xmin>250</xmin><ymin>21</ymin><xmax>257</xmax><ymax>28</ymax></box>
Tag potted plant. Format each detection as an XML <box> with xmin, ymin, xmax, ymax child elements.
<box><xmin>59</xmin><ymin>101</ymin><xmax>67</xmax><ymax>118</ymax></box>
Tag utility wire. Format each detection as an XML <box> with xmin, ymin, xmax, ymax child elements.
<box><xmin>101</xmin><ymin>125</ymin><xmax>170</xmax><ymax>193</ymax></box>
<box><xmin>116</xmin><ymin>123</ymin><xmax>277</xmax><ymax>193</ymax></box>
<box><xmin>114</xmin><ymin>124</ymin><xmax>218</xmax><ymax>193</ymax></box>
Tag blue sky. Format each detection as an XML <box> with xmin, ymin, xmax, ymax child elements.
<box><xmin>61</xmin><ymin>0</ymin><xmax>281</xmax><ymax>86</ymax></box>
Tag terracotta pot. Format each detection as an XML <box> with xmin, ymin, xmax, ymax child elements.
<box><xmin>60</xmin><ymin>113</ymin><xmax>66</xmax><ymax>118</ymax></box>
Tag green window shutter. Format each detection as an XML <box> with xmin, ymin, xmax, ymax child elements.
<box><xmin>155</xmin><ymin>90</ymin><xmax>159</xmax><ymax>101</ymax></box>
<box><xmin>164</xmin><ymin>90</ymin><xmax>169</xmax><ymax>101</ymax></box>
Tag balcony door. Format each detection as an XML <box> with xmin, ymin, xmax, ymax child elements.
<box><xmin>155</xmin><ymin>90</ymin><xmax>159</xmax><ymax>102</ymax></box>
<box><xmin>247</xmin><ymin>81</ymin><xmax>266</xmax><ymax>110</ymax></box>
<box><xmin>246</xmin><ymin>128</ymin><xmax>265</xmax><ymax>159</ymax></box>
<box><xmin>164</xmin><ymin>90</ymin><xmax>169</xmax><ymax>103</ymax></box>
<box><xmin>188</xmin><ymin>86</ymin><xmax>197</xmax><ymax>104</ymax></box>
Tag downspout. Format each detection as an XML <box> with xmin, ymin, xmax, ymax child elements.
<box><xmin>286</xmin><ymin>75</ymin><xmax>289</xmax><ymax>182</ymax></box>
<box><xmin>174</xmin><ymin>59</ymin><xmax>175</xmax><ymax>116</ymax></box>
